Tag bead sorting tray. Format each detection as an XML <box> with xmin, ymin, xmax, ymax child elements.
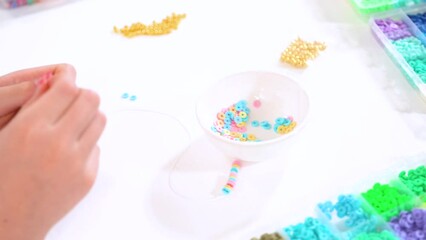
<box><xmin>249</xmin><ymin>155</ymin><xmax>426</xmax><ymax>240</ymax></box>
<box><xmin>370</xmin><ymin>4</ymin><xmax>426</xmax><ymax>103</ymax></box>
<box><xmin>350</xmin><ymin>0</ymin><xmax>424</xmax><ymax>15</ymax></box>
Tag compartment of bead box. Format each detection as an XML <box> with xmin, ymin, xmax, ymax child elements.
<box><xmin>370</xmin><ymin>6</ymin><xmax>426</xmax><ymax>102</ymax></box>
<box><xmin>316</xmin><ymin>193</ymin><xmax>395</xmax><ymax>240</ymax></box>
<box><xmin>350</xmin><ymin>0</ymin><xmax>424</xmax><ymax>15</ymax></box>
<box><xmin>0</xmin><ymin>0</ymin><xmax>45</xmax><ymax>8</ymax></box>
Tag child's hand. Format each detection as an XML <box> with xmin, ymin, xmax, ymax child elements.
<box><xmin>0</xmin><ymin>65</ymin><xmax>59</xmax><ymax>129</ymax></box>
<box><xmin>0</xmin><ymin>64</ymin><xmax>106</xmax><ymax>240</ymax></box>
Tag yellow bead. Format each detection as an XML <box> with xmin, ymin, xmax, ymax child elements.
<box><xmin>277</xmin><ymin>125</ymin><xmax>286</xmax><ymax>135</ymax></box>
<box><xmin>114</xmin><ymin>13</ymin><xmax>185</xmax><ymax>37</ymax></box>
<box><xmin>248</xmin><ymin>134</ymin><xmax>256</xmax><ymax>141</ymax></box>
<box><xmin>239</xmin><ymin>112</ymin><xmax>247</xmax><ymax>118</ymax></box>
<box><xmin>236</xmin><ymin>122</ymin><xmax>246</xmax><ymax>128</ymax></box>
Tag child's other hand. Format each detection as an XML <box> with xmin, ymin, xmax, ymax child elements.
<box><xmin>0</xmin><ymin>64</ymin><xmax>106</xmax><ymax>240</ymax></box>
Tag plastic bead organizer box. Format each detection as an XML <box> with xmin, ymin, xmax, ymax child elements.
<box><xmin>0</xmin><ymin>0</ymin><xmax>42</xmax><ymax>8</ymax></box>
<box><xmin>251</xmin><ymin>156</ymin><xmax>426</xmax><ymax>240</ymax></box>
<box><xmin>350</xmin><ymin>0</ymin><xmax>426</xmax><ymax>103</ymax></box>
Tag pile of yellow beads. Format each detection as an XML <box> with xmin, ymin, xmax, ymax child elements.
<box><xmin>113</xmin><ymin>13</ymin><xmax>186</xmax><ymax>38</ymax></box>
<box><xmin>280</xmin><ymin>38</ymin><xmax>326</xmax><ymax>68</ymax></box>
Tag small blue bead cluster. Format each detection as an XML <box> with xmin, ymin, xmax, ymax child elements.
<box><xmin>319</xmin><ymin>195</ymin><xmax>374</xmax><ymax>227</ymax></box>
<box><xmin>121</xmin><ymin>93</ymin><xmax>137</xmax><ymax>101</ymax></box>
<box><xmin>283</xmin><ymin>217</ymin><xmax>338</xmax><ymax>240</ymax></box>
<box><xmin>389</xmin><ymin>209</ymin><xmax>426</xmax><ymax>240</ymax></box>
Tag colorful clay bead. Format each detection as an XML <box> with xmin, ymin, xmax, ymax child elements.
<box><xmin>361</xmin><ymin>183</ymin><xmax>416</xmax><ymax>221</ymax></box>
<box><xmin>250</xmin><ymin>232</ymin><xmax>285</xmax><ymax>240</ymax></box>
<box><xmin>283</xmin><ymin>217</ymin><xmax>338</xmax><ymax>240</ymax></box>
<box><xmin>389</xmin><ymin>209</ymin><xmax>426</xmax><ymax>240</ymax></box>
<box><xmin>222</xmin><ymin>160</ymin><xmax>242</xmax><ymax>195</ymax></box>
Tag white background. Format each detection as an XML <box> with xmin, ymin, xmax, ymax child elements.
<box><xmin>1</xmin><ymin>0</ymin><xmax>426</xmax><ymax>239</ymax></box>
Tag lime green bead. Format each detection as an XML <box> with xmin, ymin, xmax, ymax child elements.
<box><xmin>361</xmin><ymin>183</ymin><xmax>416</xmax><ymax>221</ymax></box>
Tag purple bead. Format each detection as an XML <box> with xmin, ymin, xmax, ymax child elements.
<box><xmin>415</xmin><ymin>230</ymin><xmax>425</xmax><ymax>239</ymax></box>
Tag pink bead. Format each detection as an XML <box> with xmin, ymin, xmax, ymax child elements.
<box><xmin>240</xmin><ymin>127</ymin><xmax>247</xmax><ymax>132</ymax></box>
<box><xmin>288</xmin><ymin>116</ymin><xmax>294</xmax><ymax>121</ymax></box>
<box><xmin>233</xmin><ymin>160</ymin><xmax>242</xmax><ymax>166</ymax></box>
<box><xmin>253</xmin><ymin>99</ymin><xmax>261</xmax><ymax>108</ymax></box>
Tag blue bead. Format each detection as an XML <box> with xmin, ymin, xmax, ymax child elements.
<box><xmin>275</xmin><ymin>117</ymin><xmax>285</xmax><ymax>125</ymax></box>
<box><xmin>224</xmin><ymin>118</ymin><xmax>232</xmax><ymax>125</ymax></box>
<box><xmin>130</xmin><ymin>95</ymin><xmax>137</xmax><ymax>101</ymax></box>
<box><xmin>260</xmin><ymin>121</ymin><xmax>271</xmax><ymax>130</ymax></box>
<box><xmin>234</xmin><ymin>116</ymin><xmax>242</xmax><ymax>123</ymax></box>
<box><xmin>242</xmin><ymin>133</ymin><xmax>248</xmax><ymax>139</ymax></box>
<box><xmin>251</xmin><ymin>120</ymin><xmax>260</xmax><ymax>127</ymax></box>
<box><xmin>225</xmin><ymin>111</ymin><xmax>234</xmax><ymax>119</ymax></box>
<box><xmin>121</xmin><ymin>93</ymin><xmax>129</xmax><ymax>99</ymax></box>
<box><xmin>237</xmin><ymin>100</ymin><xmax>247</xmax><ymax>106</ymax></box>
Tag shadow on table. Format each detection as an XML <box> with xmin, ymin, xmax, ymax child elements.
<box><xmin>148</xmin><ymin>135</ymin><xmax>290</xmax><ymax>239</ymax></box>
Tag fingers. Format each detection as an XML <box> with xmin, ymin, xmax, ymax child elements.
<box><xmin>27</xmin><ymin>64</ymin><xmax>79</xmax><ymax>123</ymax></box>
<box><xmin>78</xmin><ymin>112</ymin><xmax>107</xmax><ymax>154</ymax></box>
<box><xmin>0</xmin><ymin>64</ymin><xmax>74</xmax><ymax>87</ymax></box>
<box><xmin>59</xmin><ymin>89</ymin><xmax>100</xmax><ymax>138</ymax></box>
<box><xmin>0</xmin><ymin>81</ymin><xmax>35</xmax><ymax>117</ymax></box>
<box><xmin>0</xmin><ymin>112</ymin><xmax>16</xmax><ymax>129</ymax></box>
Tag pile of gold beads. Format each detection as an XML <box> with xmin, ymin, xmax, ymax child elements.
<box><xmin>280</xmin><ymin>38</ymin><xmax>326</xmax><ymax>68</ymax></box>
<box><xmin>113</xmin><ymin>13</ymin><xmax>186</xmax><ymax>38</ymax></box>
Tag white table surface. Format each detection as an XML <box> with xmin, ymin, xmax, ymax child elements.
<box><xmin>1</xmin><ymin>0</ymin><xmax>426</xmax><ymax>239</ymax></box>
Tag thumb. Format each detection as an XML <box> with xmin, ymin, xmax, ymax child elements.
<box><xmin>0</xmin><ymin>80</ymin><xmax>36</xmax><ymax>117</ymax></box>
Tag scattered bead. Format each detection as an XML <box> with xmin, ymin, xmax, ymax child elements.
<box><xmin>260</xmin><ymin>121</ymin><xmax>272</xmax><ymax>130</ymax></box>
<box><xmin>114</xmin><ymin>13</ymin><xmax>186</xmax><ymax>38</ymax></box>
<box><xmin>121</xmin><ymin>93</ymin><xmax>137</xmax><ymax>101</ymax></box>
<box><xmin>273</xmin><ymin>117</ymin><xmax>296</xmax><ymax>135</ymax></box>
<box><xmin>253</xmin><ymin>99</ymin><xmax>262</xmax><ymax>108</ymax></box>
<box><xmin>251</xmin><ymin>120</ymin><xmax>260</xmax><ymax>127</ymax></box>
<box><xmin>212</xmin><ymin>100</ymin><xmax>297</xmax><ymax>141</ymax></box>
<box><xmin>280</xmin><ymin>38</ymin><xmax>326</xmax><ymax>68</ymax></box>
<box><xmin>222</xmin><ymin>160</ymin><xmax>242</xmax><ymax>195</ymax></box>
